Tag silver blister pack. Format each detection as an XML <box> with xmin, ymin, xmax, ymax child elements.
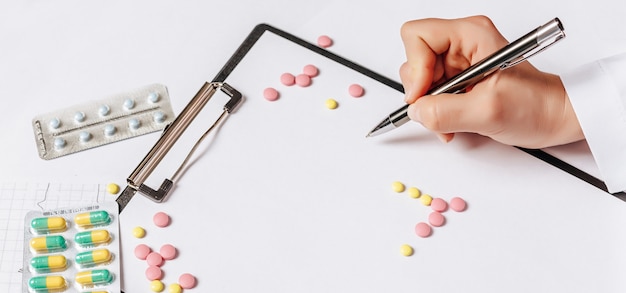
<box><xmin>32</xmin><ymin>83</ymin><xmax>175</xmax><ymax>160</ymax></box>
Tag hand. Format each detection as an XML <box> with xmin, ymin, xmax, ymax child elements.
<box><xmin>399</xmin><ymin>15</ymin><xmax>584</xmax><ymax>148</ymax></box>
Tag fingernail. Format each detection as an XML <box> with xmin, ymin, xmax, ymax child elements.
<box><xmin>407</xmin><ymin>104</ymin><xmax>421</xmax><ymax>123</ymax></box>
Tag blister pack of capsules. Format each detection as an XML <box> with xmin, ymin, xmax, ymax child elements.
<box><xmin>32</xmin><ymin>83</ymin><xmax>175</xmax><ymax>160</ymax></box>
<box><xmin>22</xmin><ymin>202</ymin><xmax>120</xmax><ymax>293</ymax></box>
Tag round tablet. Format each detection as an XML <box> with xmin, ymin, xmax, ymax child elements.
<box><xmin>302</xmin><ymin>64</ymin><xmax>319</xmax><ymax>77</ymax></box>
<box><xmin>407</xmin><ymin>187</ymin><xmax>421</xmax><ymax>199</ymax></box>
<box><xmin>348</xmin><ymin>84</ymin><xmax>364</xmax><ymax>97</ymax></box>
<box><xmin>160</xmin><ymin>244</ymin><xmax>177</xmax><ymax>260</ymax></box>
<box><xmin>391</xmin><ymin>181</ymin><xmax>405</xmax><ymax>193</ymax></box>
<box><xmin>400</xmin><ymin>244</ymin><xmax>414</xmax><ymax>256</ymax></box>
<box><xmin>150</xmin><ymin>280</ymin><xmax>164</xmax><ymax>292</ymax></box>
<box><xmin>153</xmin><ymin>212</ymin><xmax>170</xmax><ymax>228</ymax></box>
<box><xmin>106</xmin><ymin>183</ymin><xmax>120</xmax><ymax>194</ymax></box>
<box><xmin>450</xmin><ymin>197</ymin><xmax>467</xmax><ymax>212</ymax></box>
<box><xmin>178</xmin><ymin>273</ymin><xmax>197</xmax><ymax>289</ymax></box>
<box><xmin>317</xmin><ymin>35</ymin><xmax>333</xmax><ymax>48</ymax></box>
<box><xmin>428</xmin><ymin>212</ymin><xmax>445</xmax><ymax>227</ymax></box>
<box><xmin>168</xmin><ymin>283</ymin><xmax>182</xmax><ymax>293</ymax></box>
<box><xmin>295</xmin><ymin>74</ymin><xmax>312</xmax><ymax>87</ymax></box>
<box><xmin>280</xmin><ymin>73</ymin><xmax>296</xmax><ymax>86</ymax></box>
<box><xmin>146</xmin><ymin>252</ymin><xmax>164</xmax><ymax>267</ymax></box>
<box><xmin>146</xmin><ymin>265</ymin><xmax>163</xmax><ymax>281</ymax></box>
<box><xmin>263</xmin><ymin>87</ymin><xmax>279</xmax><ymax>102</ymax></box>
<box><xmin>325</xmin><ymin>98</ymin><xmax>338</xmax><ymax>109</ymax></box>
<box><xmin>420</xmin><ymin>194</ymin><xmax>433</xmax><ymax>206</ymax></box>
<box><xmin>133</xmin><ymin>226</ymin><xmax>146</xmax><ymax>238</ymax></box>
<box><xmin>430</xmin><ymin>198</ymin><xmax>448</xmax><ymax>212</ymax></box>
<box><xmin>134</xmin><ymin>244</ymin><xmax>151</xmax><ymax>260</ymax></box>
<box><xmin>415</xmin><ymin>222</ymin><xmax>432</xmax><ymax>238</ymax></box>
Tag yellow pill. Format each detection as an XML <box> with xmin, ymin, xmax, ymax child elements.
<box><xmin>400</xmin><ymin>244</ymin><xmax>414</xmax><ymax>256</ymax></box>
<box><xmin>325</xmin><ymin>98</ymin><xmax>338</xmax><ymax>109</ymax></box>
<box><xmin>75</xmin><ymin>229</ymin><xmax>111</xmax><ymax>247</ymax></box>
<box><xmin>420</xmin><ymin>194</ymin><xmax>433</xmax><ymax>206</ymax></box>
<box><xmin>407</xmin><ymin>187</ymin><xmax>421</xmax><ymax>198</ymax></box>
<box><xmin>106</xmin><ymin>183</ymin><xmax>120</xmax><ymax>194</ymax></box>
<box><xmin>133</xmin><ymin>226</ymin><xmax>146</xmax><ymax>238</ymax></box>
<box><xmin>151</xmin><ymin>280</ymin><xmax>165</xmax><ymax>292</ymax></box>
<box><xmin>391</xmin><ymin>181</ymin><xmax>405</xmax><ymax>193</ymax></box>
<box><xmin>168</xmin><ymin>283</ymin><xmax>183</xmax><ymax>293</ymax></box>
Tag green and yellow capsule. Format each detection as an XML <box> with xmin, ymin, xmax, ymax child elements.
<box><xmin>29</xmin><ymin>235</ymin><xmax>67</xmax><ymax>253</ymax></box>
<box><xmin>75</xmin><ymin>210</ymin><xmax>111</xmax><ymax>228</ymax></box>
<box><xmin>30</xmin><ymin>216</ymin><xmax>67</xmax><ymax>234</ymax></box>
<box><xmin>75</xmin><ymin>269</ymin><xmax>113</xmax><ymax>287</ymax></box>
<box><xmin>30</xmin><ymin>254</ymin><xmax>67</xmax><ymax>273</ymax></box>
<box><xmin>75</xmin><ymin>249</ymin><xmax>112</xmax><ymax>267</ymax></box>
<box><xmin>74</xmin><ymin>229</ymin><xmax>111</xmax><ymax>247</ymax></box>
<box><xmin>28</xmin><ymin>275</ymin><xmax>67</xmax><ymax>291</ymax></box>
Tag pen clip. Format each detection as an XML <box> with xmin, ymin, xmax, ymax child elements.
<box><xmin>501</xmin><ymin>18</ymin><xmax>566</xmax><ymax>69</ymax></box>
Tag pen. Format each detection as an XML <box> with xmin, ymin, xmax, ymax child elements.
<box><xmin>367</xmin><ymin>18</ymin><xmax>566</xmax><ymax>137</ymax></box>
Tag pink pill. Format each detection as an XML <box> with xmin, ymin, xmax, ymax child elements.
<box><xmin>160</xmin><ymin>244</ymin><xmax>177</xmax><ymax>260</ymax></box>
<box><xmin>348</xmin><ymin>84</ymin><xmax>364</xmax><ymax>97</ymax></box>
<box><xmin>428</xmin><ymin>212</ymin><xmax>446</xmax><ymax>227</ymax></box>
<box><xmin>153</xmin><ymin>211</ymin><xmax>170</xmax><ymax>228</ymax></box>
<box><xmin>302</xmin><ymin>64</ymin><xmax>319</xmax><ymax>77</ymax></box>
<box><xmin>430</xmin><ymin>198</ymin><xmax>448</xmax><ymax>212</ymax></box>
<box><xmin>263</xmin><ymin>87</ymin><xmax>279</xmax><ymax>102</ymax></box>
<box><xmin>134</xmin><ymin>244</ymin><xmax>151</xmax><ymax>260</ymax></box>
<box><xmin>317</xmin><ymin>35</ymin><xmax>333</xmax><ymax>48</ymax></box>
<box><xmin>295</xmin><ymin>74</ymin><xmax>312</xmax><ymax>87</ymax></box>
<box><xmin>450</xmin><ymin>197</ymin><xmax>467</xmax><ymax>212</ymax></box>
<box><xmin>280</xmin><ymin>73</ymin><xmax>295</xmax><ymax>86</ymax></box>
<box><xmin>146</xmin><ymin>265</ymin><xmax>163</xmax><ymax>281</ymax></box>
<box><xmin>415</xmin><ymin>222</ymin><xmax>432</xmax><ymax>238</ymax></box>
<box><xmin>146</xmin><ymin>252</ymin><xmax>164</xmax><ymax>267</ymax></box>
<box><xmin>179</xmin><ymin>273</ymin><xmax>197</xmax><ymax>289</ymax></box>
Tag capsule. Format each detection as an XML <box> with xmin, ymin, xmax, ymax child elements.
<box><xmin>28</xmin><ymin>275</ymin><xmax>67</xmax><ymax>291</ymax></box>
<box><xmin>75</xmin><ymin>269</ymin><xmax>113</xmax><ymax>287</ymax></box>
<box><xmin>75</xmin><ymin>210</ymin><xmax>111</xmax><ymax>228</ymax></box>
<box><xmin>30</xmin><ymin>254</ymin><xmax>67</xmax><ymax>273</ymax></box>
<box><xmin>30</xmin><ymin>235</ymin><xmax>67</xmax><ymax>253</ymax></box>
<box><xmin>75</xmin><ymin>249</ymin><xmax>112</xmax><ymax>267</ymax></box>
<box><xmin>74</xmin><ymin>229</ymin><xmax>111</xmax><ymax>247</ymax></box>
<box><xmin>30</xmin><ymin>216</ymin><xmax>67</xmax><ymax>233</ymax></box>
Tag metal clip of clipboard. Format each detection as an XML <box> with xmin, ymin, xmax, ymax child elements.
<box><xmin>116</xmin><ymin>82</ymin><xmax>242</xmax><ymax>212</ymax></box>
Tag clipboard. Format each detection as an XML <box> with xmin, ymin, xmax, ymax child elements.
<box><xmin>118</xmin><ymin>24</ymin><xmax>624</xmax><ymax>293</ymax></box>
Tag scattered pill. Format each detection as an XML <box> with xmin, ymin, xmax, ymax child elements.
<box><xmin>146</xmin><ymin>265</ymin><xmax>163</xmax><ymax>281</ymax></box>
<box><xmin>104</xmin><ymin>124</ymin><xmax>116</xmax><ymax>136</ymax></box>
<box><xmin>106</xmin><ymin>183</ymin><xmax>120</xmax><ymax>195</ymax></box>
<box><xmin>280</xmin><ymin>73</ymin><xmax>296</xmax><ymax>86</ymax></box>
<box><xmin>168</xmin><ymin>283</ymin><xmax>183</xmax><ymax>293</ymax></box>
<box><xmin>30</xmin><ymin>216</ymin><xmax>67</xmax><ymax>233</ymax></box>
<box><xmin>129</xmin><ymin>118</ymin><xmax>141</xmax><ymax>130</ymax></box>
<box><xmin>75</xmin><ymin>249</ymin><xmax>112</xmax><ymax>267</ymax></box>
<box><xmin>133</xmin><ymin>226</ymin><xmax>146</xmax><ymax>238</ymax></box>
<box><xmin>400</xmin><ymin>244</ymin><xmax>414</xmax><ymax>256</ymax></box>
<box><xmin>74</xmin><ymin>229</ymin><xmax>111</xmax><ymax>247</ymax></box>
<box><xmin>325</xmin><ymin>98</ymin><xmax>338</xmax><ymax>109</ymax></box>
<box><xmin>450</xmin><ymin>197</ymin><xmax>467</xmax><ymax>212</ymax></box>
<box><xmin>428</xmin><ymin>212</ymin><xmax>446</xmax><ymax>227</ymax></box>
<box><xmin>30</xmin><ymin>255</ymin><xmax>67</xmax><ymax>272</ymax></box>
<box><xmin>123</xmin><ymin>98</ymin><xmax>135</xmax><ymax>110</ymax></box>
<box><xmin>407</xmin><ymin>187</ymin><xmax>421</xmax><ymax>199</ymax></box>
<box><xmin>148</xmin><ymin>92</ymin><xmax>160</xmax><ymax>103</ymax></box>
<box><xmin>146</xmin><ymin>252</ymin><xmax>164</xmax><ymax>267</ymax></box>
<box><xmin>303</xmin><ymin>64</ymin><xmax>319</xmax><ymax>77</ymax></box>
<box><xmin>178</xmin><ymin>273</ymin><xmax>197</xmax><ymax>289</ymax></box>
<box><xmin>295</xmin><ymin>74</ymin><xmax>312</xmax><ymax>87</ymax></box>
<box><xmin>317</xmin><ymin>35</ymin><xmax>333</xmax><ymax>48</ymax></box>
<box><xmin>28</xmin><ymin>275</ymin><xmax>67</xmax><ymax>291</ymax></box>
<box><xmin>75</xmin><ymin>210</ymin><xmax>112</xmax><ymax>228</ymax></box>
<box><xmin>53</xmin><ymin>137</ymin><xmax>66</xmax><ymax>150</ymax></box>
<box><xmin>75</xmin><ymin>269</ymin><xmax>113</xmax><ymax>287</ymax></box>
<box><xmin>431</xmin><ymin>198</ymin><xmax>448</xmax><ymax>212</ymax></box>
<box><xmin>99</xmin><ymin>105</ymin><xmax>110</xmax><ymax>116</ymax></box>
<box><xmin>74</xmin><ymin>111</ymin><xmax>86</xmax><ymax>123</ymax></box>
<box><xmin>150</xmin><ymin>280</ymin><xmax>165</xmax><ymax>292</ymax></box>
<box><xmin>49</xmin><ymin>118</ymin><xmax>61</xmax><ymax>129</ymax></box>
<box><xmin>79</xmin><ymin>131</ymin><xmax>92</xmax><ymax>143</ymax></box>
<box><xmin>30</xmin><ymin>235</ymin><xmax>67</xmax><ymax>253</ymax></box>
<box><xmin>263</xmin><ymin>87</ymin><xmax>280</xmax><ymax>101</ymax></box>
<box><xmin>153</xmin><ymin>212</ymin><xmax>170</xmax><ymax>228</ymax></box>
<box><xmin>153</xmin><ymin>111</ymin><xmax>166</xmax><ymax>123</ymax></box>
<box><xmin>160</xmin><ymin>244</ymin><xmax>177</xmax><ymax>260</ymax></box>
<box><xmin>391</xmin><ymin>181</ymin><xmax>405</xmax><ymax>193</ymax></box>
<box><xmin>415</xmin><ymin>222</ymin><xmax>432</xmax><ymax>238</ymax></box>
<box><xmin>420</xmin><ymin>194</ymin><xmax>433</xmax><ymax>206</ymax></box>
<box><xmin>134</xmin><ymin>244</ymin><xmax>152</xmax><ymax>260</ymax></box>
<box><xmin>348</xmin><ymin>84</ymin><xmax>364</xmax><ymax>97</ymax></box>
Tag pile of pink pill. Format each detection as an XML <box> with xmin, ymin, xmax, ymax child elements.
<box><xmin>133</xmin><ymin>211</ymin><xmax>197</xmax><ymax>292</ymax></box>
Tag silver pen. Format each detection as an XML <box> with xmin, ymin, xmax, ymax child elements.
<box><xmin>367</xmin><ymin>18</ymin><xmax>566</xmax><ymax>137</ymax></box>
